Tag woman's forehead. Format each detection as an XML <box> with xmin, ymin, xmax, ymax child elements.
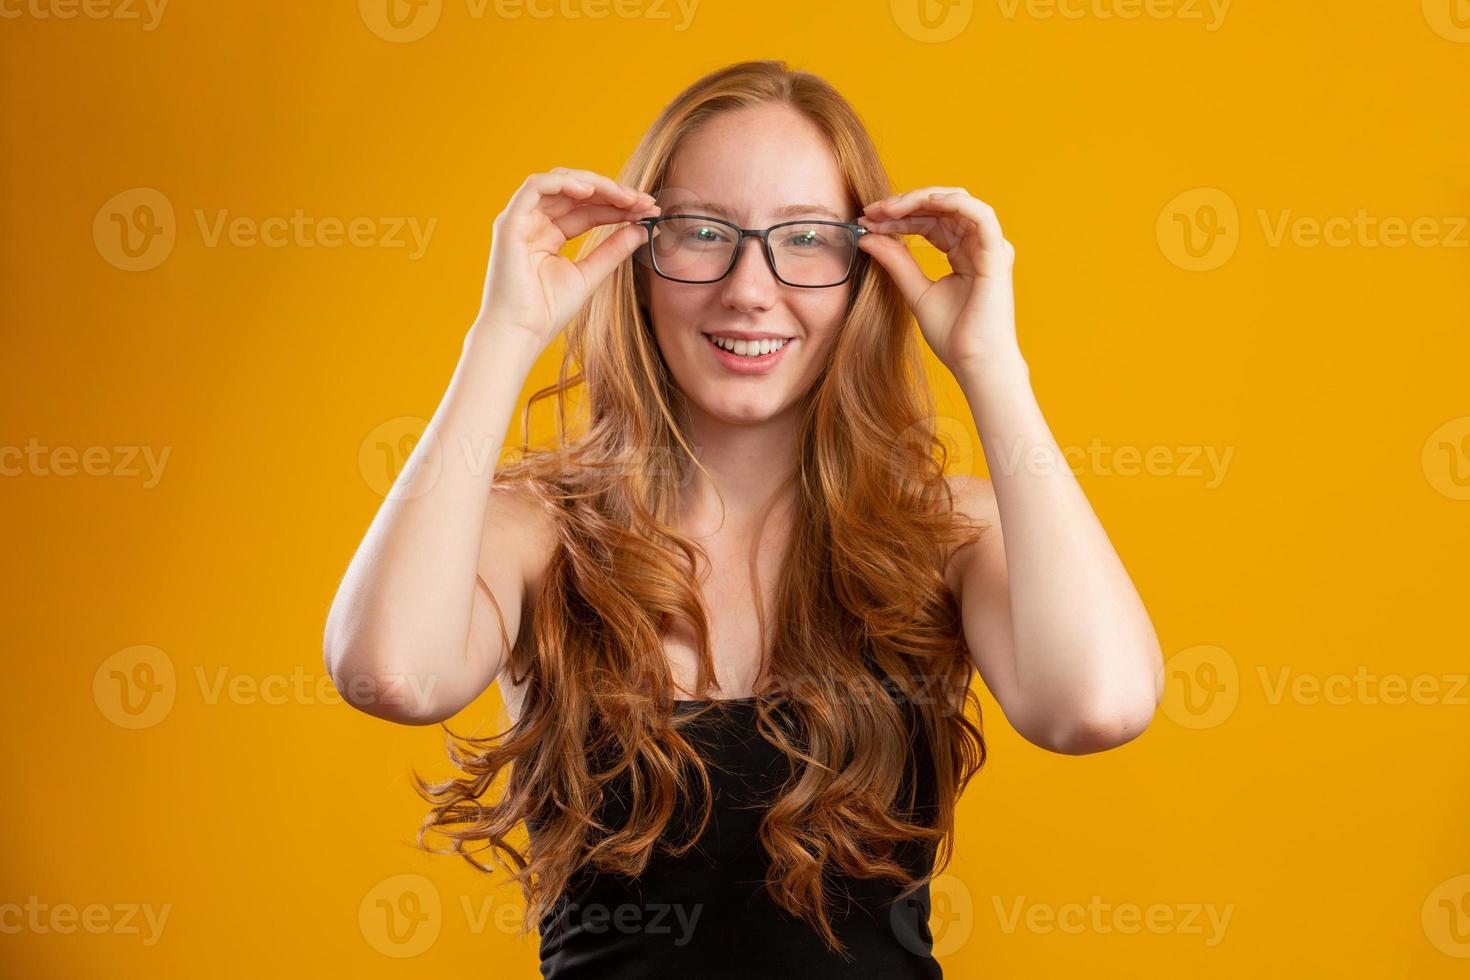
<box><xmin>655</xmin><ymin>159</ymin><xmax>853</xmax><ymax>220</ymax></box>
<box><xmin>660</xmin><ymin>114</ymin><xmax>849</xmax><ymax>220</ymax></box>
<box><xmin>655</xmin><ymin>197</ymin><xmax>850</xmax><ymax>222</ymax></box>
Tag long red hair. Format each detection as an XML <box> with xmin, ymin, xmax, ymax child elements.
<box><xmin>413</xmin><ymin>58</ymin><xmax>990</xmax><ymax>958</ymax></box>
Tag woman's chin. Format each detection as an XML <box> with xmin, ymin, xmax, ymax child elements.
<box><xmin>692</xmin><ymin>393</ymin><xmax>787</xmax><ymax>427</ymax></box>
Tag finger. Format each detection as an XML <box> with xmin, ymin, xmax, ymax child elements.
<box><xmin>856</xmin><ymin>230</ymin><xmax>935</xmax><ymax>310</ymax></box>
<box><xmin>501</xmin><ymin>173</ymin><xmax>597</xmax><ymax>226</ymax></box>
<box><xmin>547</xmin><ymin>167</ymin><xmax>651</xmax><ymax>212</ymax></box>
<box><xmin>861</xmin><ymin>192</ymin><xmax>1008</xmax><ymax>272</ymax></box>
<box><xmin>858</xmin><ymin>210</ymin><xmax>968</xmax><ymax>254</ymax></box>
<box><xmin>571</xmin><ymin>220</ymin><xmax>650</xmax><ymax>290</ymax></box>
<box><xmin>918</xmin><ymin>192</ymin><xmax>1011</xmax><ymax>270</ymax></box>
<box><xmin>554</xmin><ymin>201</ymin><xmax>660</xmax><ymax>240</ymax></box>
<box><xmin>861</xmin><ymin>187</ymin><xmax>972</xmax><ymax>256</ymax></box>
<box><xmin>506</xmin><ymin>172</ymin><xmax>649</xmax><ymax>228</ymax></box>
<box><xmin>864</xmin><ymin>186</ymin><xmax>967</xmax><ymax>217</ymax></box>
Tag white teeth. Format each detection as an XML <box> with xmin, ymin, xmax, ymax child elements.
<box><xmin>707</xmin><ymin>335</ymin><xmax>788</xmax><ymax>357</ymax></box>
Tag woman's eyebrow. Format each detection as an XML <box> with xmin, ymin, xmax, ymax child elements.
<box><xmin>675</xmin><ymin>200</ymin><xmax>846</xmax><ymax>221</ymax></box>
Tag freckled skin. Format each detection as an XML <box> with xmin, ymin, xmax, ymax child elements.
<box><xmin>641</xmin><ymin>104</ymin><xmax>856</xmax><ymax>428</ymax></box>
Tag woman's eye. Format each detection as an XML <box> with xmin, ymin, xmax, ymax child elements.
<box><xmin>783</xmin><ymin>231</ymin><xmax>823</xmax><ymax>248</ymax></box>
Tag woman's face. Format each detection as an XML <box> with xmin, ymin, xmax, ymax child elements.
<box><xmin>640</xmin><ymin>104</ymin><xmax>858</xmax><ymax>426</ymax></box>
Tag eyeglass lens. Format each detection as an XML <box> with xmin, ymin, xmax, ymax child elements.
<box><xmin>647</xmin><ymin>217</ymin><xmax>857</xmax><ymax>286</ymax></box>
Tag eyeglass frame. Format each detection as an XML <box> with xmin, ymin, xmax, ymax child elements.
<box><xmin>633</xmin><ymin>213</ymin><xmax>871</xmax><ymax>288</ymax></box>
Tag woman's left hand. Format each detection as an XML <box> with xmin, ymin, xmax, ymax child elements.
<box><xmin>856</xmin><ymin>188</ymin><xmax>1022</xmax><ymax>377</ymax></box>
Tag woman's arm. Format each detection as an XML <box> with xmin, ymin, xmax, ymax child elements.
<box><xmin>323</xmin><ymin>328</ymin><xmax>546</xmax><ymax>725</ymax></box>
<box><xmin>323</xmin><ymin>169</ymin><xmax>660</xmax><ymax>725</ymax></box>
<box><xmin>858</xmin><ymin>188</ymin><xmax>1162</xmax><ymax>755</ymax></box>
<box><xmin>946</xmin><ymin>358</ymin><xmax>1163</xmax><ymax>756</ymax></box>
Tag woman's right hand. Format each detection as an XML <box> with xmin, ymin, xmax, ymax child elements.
<box><xmin>475</xmin><ymin>167</ymin><xmax>660</xmax><ymax>351</ymax></box>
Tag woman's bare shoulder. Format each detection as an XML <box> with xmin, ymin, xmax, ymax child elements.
<box><xmin>941</xmin><ymin>473</ymin><xmax>1000</xmax><ymax>598</ymax></box>
<box><xmin>482</xmin><ymin>478</ymin><xmax>561</xmax><ymax>602</ymax></box>
<box><xmin>943</xmin><ymin>473</ymin><xmax>998</xmax><ymax>521</ymax></box>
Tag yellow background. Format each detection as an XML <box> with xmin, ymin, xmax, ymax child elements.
<box><xmin>2</xmin><ymin>0</ymin><xmax>1468</xmax><ymax>976</ymax></box>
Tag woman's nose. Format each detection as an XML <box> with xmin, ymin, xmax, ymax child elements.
<box><xmin>721</xmin><ymin>237</ymin><xmax>779</xmax><ymax>307</ymax></box>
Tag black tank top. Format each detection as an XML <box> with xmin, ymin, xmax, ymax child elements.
<box><xmin>532</xmin><ymin>695</ymin><xmax>944</xmax><ymax>979</ymax></box>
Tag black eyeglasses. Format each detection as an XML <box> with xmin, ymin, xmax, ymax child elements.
<box><xmin>633</xmin><ymin>213</ymin><xmax>870</xmax><ymax>288</ymax></box>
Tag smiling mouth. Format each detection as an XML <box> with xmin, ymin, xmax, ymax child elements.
<box><xmin>701</xmin><ymin>333</ymin><xmax>793</xmax><ymax>358</ymax></box>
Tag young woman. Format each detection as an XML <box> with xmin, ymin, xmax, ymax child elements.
<box><xmin>324</xmin><ymin>60</ymin><xmax>1163</xmax><ymax>977</ymax></box>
